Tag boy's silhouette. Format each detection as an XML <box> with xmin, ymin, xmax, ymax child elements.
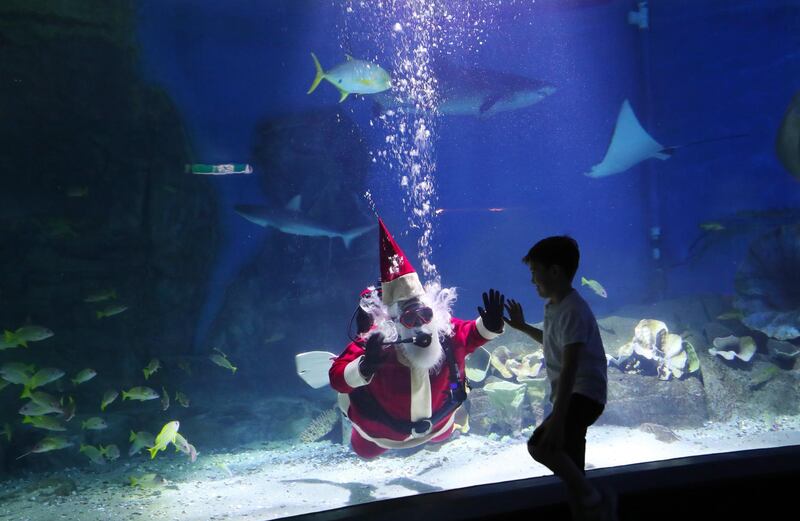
<box><xmin>503</xmin><ymin>236</ymin><xmax>617</xmax><ymax>521</ymax></box>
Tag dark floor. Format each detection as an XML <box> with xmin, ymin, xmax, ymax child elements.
<box><xmin>283</xmin><ymin>445</ymin><xmax>800</xmax><ymax>521</ymax></box>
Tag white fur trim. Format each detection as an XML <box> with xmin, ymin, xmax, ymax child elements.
<box><xmin>476</xmin><ymin>316</ymin><xmax>503</xmax><ymax>340</ymax></box>
<box><xmin>409</xmin><ymin>366</ymin><xmax>433</xmax><ymax>421</ymax></box>
<box><xmin>382</xmin><ymin>272</ymin><xmax>425</xmax><ymax>305</ymax></box>
<box><xmin>350</xmin><ymin>412</ymin><xmax>455</xmax><ymax>449</ymax></box>
<box><xmin>344</xmin><ymin>356</ymin><xmax>373</xmax><ymax>388</ymax></box>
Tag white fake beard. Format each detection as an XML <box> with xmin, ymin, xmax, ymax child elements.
<box><xmin>398</xmin><ymin>327</ymin><xmax>445</xmax><ymax>373</ymax></box>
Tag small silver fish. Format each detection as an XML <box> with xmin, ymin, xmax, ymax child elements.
<box><xmin>96</xmin><ymin>304</ymin><xmax>129</xmax><ymax>319</ymax></box>
<box><xmin>81</xmin><ymin>417</ymin><xmax>107</xmax><ymax>430</ymax></box>
<box><xmin>581</xmin><ymin>277</ymin><xmax>608</xmax><ymax>298</ymax></box>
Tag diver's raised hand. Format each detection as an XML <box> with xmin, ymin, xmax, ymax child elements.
<box><xmin>478</xmin><ymin>288</ymin><xmax>505</xmax><ymax>333</ymax></box>
<box><xmin>503</xmin><ymin>299</ymin><xmax>527</xmax><ymax>331</ymax></box>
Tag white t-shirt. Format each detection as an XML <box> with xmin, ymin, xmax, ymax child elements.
<box><xmin>543</xmin><ymin>289</ymin><xmax>607</xmax><ymax>405</ymax></box>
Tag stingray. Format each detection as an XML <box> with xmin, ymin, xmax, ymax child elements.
<box><xmin>584</xmin><ymin>99</ymin><xmax>672</xmax><ymax>178</ymax></box>
<box><xmin>585</xmin><ymin>99</ymin><xmax>746</xmax><ymax>178</ymax></box>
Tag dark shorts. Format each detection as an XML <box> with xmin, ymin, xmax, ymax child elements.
<box><xmin>529</xmin><ymin>393</ymin><xmax>604</xmax><ymax>473</ymax></box>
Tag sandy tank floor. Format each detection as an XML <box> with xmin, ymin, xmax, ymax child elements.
<box><xmin>1</xmin><ymin>414</ymin><xmax>799</xmax><ymax>521</ymax></box>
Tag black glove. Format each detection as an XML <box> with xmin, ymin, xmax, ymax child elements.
<box><xmin>360</xmin><ymin>332</ymin><xmax>384</xmax><ymax>377</ymax></box>
<box><xmin>478</xmin><ymin>288</ymin><xmax>505</xmax><ymax>333</ymax></box>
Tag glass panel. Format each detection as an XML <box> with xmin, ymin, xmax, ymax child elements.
<box><xmin>0</xmin><ymin>0</ymin><xmax>797</xmax><ymax>519</ymax></box>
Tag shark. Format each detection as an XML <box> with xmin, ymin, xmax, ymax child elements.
<box><xmin>373</xmin><ymin>61</ymin><xmax>556</xmax><ymax>118</ymax></box>
<box><xmin>234</xmin><ymin>195</ymin><xmax>376</xmax><ymax>249</ymax></box>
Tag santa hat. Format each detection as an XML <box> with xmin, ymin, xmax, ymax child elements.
<box><xmin>378</xmin><ymin>218</ymin><xmax>425</xmax><ymax>306</ymax></box>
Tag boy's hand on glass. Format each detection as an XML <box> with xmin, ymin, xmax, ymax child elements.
<box><xmin>503</xmin><ymin>299</ymin><xmax>527</xmax><ymax>331</ymax></box>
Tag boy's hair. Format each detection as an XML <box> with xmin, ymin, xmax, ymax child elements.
<box><xmin>522</xmin><ymin>236</ymin><xmax>580</xmax><ymax>282</ymax></box>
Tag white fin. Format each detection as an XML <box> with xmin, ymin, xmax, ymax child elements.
<box><xmin>585</xmin><ymin>99</ymin><xmax>667</xmax><ymax>178</ymax></box>
<box><xmin>285</xmin><ymin>195</ymin><xmax>302</xmax><ymax>212</ymax></box>
<box><xmin>295</xmin><ymin>351</ymin><xmax>337</xmax><ymax>389</ymax></box>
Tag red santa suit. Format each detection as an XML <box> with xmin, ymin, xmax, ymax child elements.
<box><xmin>330</xmin><ymin>316</ymin><xmax>500</xmax><ymax>457</ymax></box>
<box><xmin>329</xmin><ymin>218</ymin><xmax>502</xmax><ymax>458</ymax></box>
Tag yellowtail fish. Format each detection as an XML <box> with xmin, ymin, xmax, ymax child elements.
<box><xmin>209</xmin><ymin>348</ymin><xmax>237</xmax><ymax>374</ymax></box>
<box><xmin>307</xmin><ymin>53</ymin><xmax>391</xmax><ymax>102</ymax></box>
<box><xmin>81</xmin><ymin>417</ymin><xmax>107</xmax><ymax>430</ymax></box>
<box><xmin>161</xmin><ymin>386</ymin><xmax>169</xmax><ymax>411</ymax></box>
<box><xmin>129</xmin><ymin>473</ymin><xmax>166</xmax><ymax>488</ymax></box>
<box><xmin>99</xmin><ymin>444</ymin><xmax>120</xmax><ymax>461</ymax></box>
<box><xmin>66</xmin><ymin>186</ymin><xmax>89</xmax><ymax>197</ymax></box>
<box><xmin>173</xmin><ymin>432</ymin><xmax>197</xmax><ymax>462</ymax></box>
<box><xmin>23</xmin><ymin>368</ymin><xmax>65</xmax><ymax>396</ymax></box>
<box><xmin>581</xmin><ymin>277</ymin><xmax>608</xmax><ymax>298</ymax></box>
<box><xmin>101</xmin><ymin>390</ymin><xmax>118</xmax><ymax>411</ymax></box>
<box><xmin>83</xmin><ymin>289</ymin><xmax>117</xmax><ymax>303</ymax></box>
<box><xmin>699</xmin><ymin>222</ymin><xmax>725</xmax><ymax>231</ymax></box>
<box><xmin>3</xmin><ymin>326</ymin><xmax>54</xmax><ymax>348</ymax></box>
<box><xmin>20</xmin><ymin>389</ymin><xmax>60</xmax><ymax>410</ymax></box>
<box><xmin>1</xmin><ymin>362</ymin><xmax>35</xmax><ymax>384</ymax></box>
<box><xmin>61</xmin><ymin>396</ymin><xmax>76</xmax><ymax>422</ymax></box>
<box><xmin>19</xmin><ymin>400</ymin><xmax>62</xmax><ymax>416</ymax></box>
<box><xmin>17</xmin><ymin>436</ymin><xmax>73</xmax><ymax>459</ymax></box>
<box><xmin>79</xmin><ymin>444</ymin><xmax>106</xmax><ymax>464</ymax></box>
<box><xmin>122</xmin><ymin>386</ymin><xmax>159</xmax><ymax>401</ymax></box>
<box><xmin>96</xmin><ymin>304</ymin><xmax>128</xmax><ymax>319</ymax></box>
<box><xmin>186</xmin><ymin>163</ymin><xmax>253</xmax><ymax>175</ymax></box>
<box><xmin>143</xmin><ymin>359</ymin><xmax>160</xmax><ymax>380</ymax></box>
<box><xmin>22</xmin><ymin>415</ymin><xmax>66</xmax><ymax>431</ymax></box>
<box><xmin>72</xmin><ymin>368</ymin><xmax>96</xmax><ymax>386</ymax></box>
<box><xmin>128</xmin><ymin>430</ymin><xmax>155</xmax><ymax>456</ymax></box>
<box><xmin>175</xmin><ymin>391</ymin><xmax>190</xmax><ymax>408</ymax></box>
<box><xmin>148</xmin><ymin>420</ymin><xmax>180</xmax><ymax>459</ymax></box>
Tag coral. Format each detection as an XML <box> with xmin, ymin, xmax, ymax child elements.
<box><xmin>610</xmin><ymin>319</ymin><xmax>697</xmax><ymax>380</ymax></box>
<box><xmin>298</xmin><ymin>407</ymin><xmax>339</xmax><ymax>443</ymax></box>
<box><xmin>483</xmin><ymin>381</ymin><xmax>527</xmax><ymax>420</ymax></box>
<box><xmin>489</xmin><ymin>346</ymin><xmax>513</xmax><ymax>378</ymax></box>
<box><xmin>488</xmin><ymin>345</ymin><xmax>544</xmax><ymax>382</ymax></box>
<box><xmin>708</xmin><ymin>335</ymin><xmax>756</xmax><ymax>363</ymax></box>
<box><xmin>734</xmin><ymin>224</ymin><xmax>800</xmax><ymax>340</ymax></box>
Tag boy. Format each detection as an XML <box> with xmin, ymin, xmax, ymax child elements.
<box><xmin>503</xmin><ymin>236</ymin><xmax>616</xmax><ymax>521</ymax></box>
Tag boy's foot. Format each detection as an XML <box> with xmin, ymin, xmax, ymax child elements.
<box><xmin>579</xmin><ymin>487</ymin><xmax>618</xmax><ymax>521</ymax></box>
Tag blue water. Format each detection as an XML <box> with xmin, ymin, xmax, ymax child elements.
<box><xmin>135</xmin><ymin>0</ymin><xmax>800</xmax><ymax>342</ymax></box>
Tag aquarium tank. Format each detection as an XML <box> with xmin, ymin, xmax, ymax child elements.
<box><xmin>0</xmin><ymin>0</ymin><xmax>799</xmax><ymax>519</ymax></box>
